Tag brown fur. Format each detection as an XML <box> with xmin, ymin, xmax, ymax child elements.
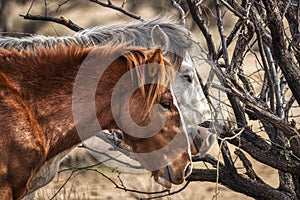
<box><xmin>0</xmin><ymin>44</ymin><xmax>190</xmax><ymax>199</ymax></box>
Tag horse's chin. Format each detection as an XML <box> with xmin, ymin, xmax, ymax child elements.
<box><xmin>152</xmin><ymin>172</ymin><xmax>172</xmax><ymax>189</ymax></box>
<box><xmin>157</xmin><ymin>176</ymin><xmax>172</xmax><ymax>189</ymax></box>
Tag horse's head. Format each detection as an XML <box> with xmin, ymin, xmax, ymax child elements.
<box><xmin>122</xmin><ymin>85</ymin><xmax>193</xmax><ymax>188</ymax></box>
<box><xmin>95</xmin><ymin>46</ymin><xmax>192</xmax><ymax>188</ymax></box>
<box><xmin>151</xmin><ymin>25</ymin><xmax>216</xmax><ymax>157</ymax></box>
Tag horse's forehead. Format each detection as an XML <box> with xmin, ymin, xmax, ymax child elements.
<box><xmin>178</xmin><ymin>52</ymin><xmax>194</xmax><ymax>72</ymax></box>
<box><xmin>172</xmin><ymin>50</ymin><xmax>212</xmax><ymax>128</ymax></box>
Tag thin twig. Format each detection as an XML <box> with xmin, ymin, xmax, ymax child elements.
<box><xmin>219</xmin><ymin>0</ymin><xmax>245</xmax><ymax>19</ymax></box>
<box><xmin>50</xmin><ymin>170</ymin><xmax>75</xmax><ymax>200</ymax></box>
<box><xmin>56</xmin><ymin>0</ymin><xmax>71</xmax><ymax>12</ymax></box>
<box><xmin>255</xmin><ymin>24</ymin><xmax>275</xmax><ymax>112</ymax></box>
<box><xmin>55</xmin><ymin>164</ymin><xmax>171</xmax><ymax>198</ymax></box>
<box><xmin>44</xmin><ymin>0</ymin><xmax>48</xmax><ymax>16</ymax></box>
<box><xmin>263</xmin><ymin>43</ymin><xmax>284</xmax><ymax>117</ymax></box>
<box><xmin>90</xmin><ymin>0</ymin><xmax>144</xmax><ymax>21</ymax></box>
<box><xmin>217</xmin><ymin>19</ymin><xmax>244</xmax><ymax>59</ymax></box>
<box><xmin>26</xmin><ymin>0</ymin><xmax>36</xmax><ymax>15</ymax></box>
<box><xmin>121</xmin><ymin>0</ymin><xmax>126</xmax><ymax>8</ymax></box>
<box><xmin>214</xmin><ymin>0</ymin><xmax>230</xmax><ymax>69</ymax></box>
<box><xmin>79</xmin><ymin>143</ymin><xmax>143</xmax><ymax>169</ymax></box>
<box><xmin>171</xmin><ymin>0</ymin><xmax>186</xmax><ymax>27</ymax></box>
<box><xmin>285</xmin><ymin>96</ymin><xmax>296</xmax><ymax>112</ymax></box>
<box><xmin>89</xmin><ymin>168</ymin><xmax>191</xmax><ymax>197</ymax></box>
<box><xmin>146</xmin><ymin>181</ymin><xmax>190</xmax><ymax>199</ymax></box>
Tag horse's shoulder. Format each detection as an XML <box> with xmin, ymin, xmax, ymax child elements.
<box><xmin>0</xmin><ymin>69</ymin><xmax>48</xmax><ymax>199</ymax></box>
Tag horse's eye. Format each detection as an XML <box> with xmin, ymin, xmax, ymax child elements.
<box><xmin>160</xmin><ymin>101</ymin><xmax>172</xmax><ymax>110</ymax></box>
<box><xmin>183</xmin><ymin>74</ymin><xmax>192</xmax><ymax>83</ymax></box>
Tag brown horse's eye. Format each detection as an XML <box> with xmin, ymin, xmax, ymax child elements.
<box><xmin>160</xmin><ymin>101</ymin><xmax>172</xmax><ymax>110</ymax></box>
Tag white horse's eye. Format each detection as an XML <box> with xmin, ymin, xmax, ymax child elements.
<box><xmin>183</xmin><ymin>74</ymin><xmax>192</xmax><ymax>83</ymax></box>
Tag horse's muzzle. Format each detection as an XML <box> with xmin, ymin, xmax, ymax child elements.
<box><xmin>153</xmin><ymin>157</ymin><xmax>192</xmax><ymax>188</ymax></box>
<box><xmin>188</xmin><ymin>125</ymin><xmax>216</xmax><ymax>156</ymax></box>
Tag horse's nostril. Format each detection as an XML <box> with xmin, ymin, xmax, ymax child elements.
<box><xmin>184</xmin><ymin>163</ymin><xmax>192</xmax><ymax>177</ymax></box>
<box><xmin>112</xmin><ymin>129</ymin><xmax>122</xmax><ymax>140</ymax></box>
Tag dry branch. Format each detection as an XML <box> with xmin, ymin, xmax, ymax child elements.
<box><xmin>89</xmin><ymin>0</ymin><xmax>144</xmax><ymax>21</ymax></box>
<box><xmin>19</xmin><ymin>14</ymin><xmax>83</xmax><ymax>32</ymax></box>
<box><xmin>171</xmin><ymin>0</ymin><xmax>186</xmax><ymax>27</ymax></box>
<box><xmin>187</xmin><ymin>168</ymin><xmax>294</xmax><ymax>199</ymax></box>
<box><xmin>262</xmin><ymin>0</ymin><xmax>300</xmax><ymax>106</ymax></box>
<box><xmin>186</xmin><ymin>0</ymin><xmax>217</xmax><ymax>59</ymax></box>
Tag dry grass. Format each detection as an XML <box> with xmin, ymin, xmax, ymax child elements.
<box><xmin>32</xmin><ymin>144</ymin><xmax>274</xmax><ymax>200</ymax></box>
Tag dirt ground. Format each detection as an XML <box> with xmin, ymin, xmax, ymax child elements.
<box><xmin>34</xmin><ymin>170</ymin><xmax>250</xmax><ymax>200</ymax></box>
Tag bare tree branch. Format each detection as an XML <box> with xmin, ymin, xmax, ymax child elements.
<box><xmin>187</xmin><ymin>168</ymin><xmax>295</xmax><ymax>199</ymax></box>
<box><xmin>186</xmin><ymin>0</ymin><xmax>217</xmax><ymax>60</ymax></box>
<box><xmin>234</xmin><ymin>149</ymin><xmax>265</xmax><ymax>183</ymax></box>
<box><xmin>171</xmin><ymin>0</ymin><xmax>186</xmax><ymax>27</ymax></box>
<box><xmin>89</xmin><ymin>0</ymin><xmax>144</xmax><ymax>21</ymax></box>
<box><xmin>19</xmin><ymin>14</ymin><xmax>83</xmax><ymax>32</ymax></box>
<box><xmin>262</xmin><ymin>0</ymin><xmax>300</xmax><ymax>106</ymax></box>
<box><xmin>221</xmin><ymin>127</ymin><xmax>300</xmax><ymax>175</ymax></box>
<box><xmin>214</xmin><ymin>0</ymin><xmax>230</xmax><ymax>69</ymax></box>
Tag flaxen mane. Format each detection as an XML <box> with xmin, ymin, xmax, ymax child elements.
<box><xmin>122</xmin><ymin>48</ymin><xmax>174</xmax><ymax>114</ymax></box>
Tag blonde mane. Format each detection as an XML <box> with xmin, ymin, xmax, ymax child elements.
<box><xmin>122</xmin><ymin>48</ymin><xmax>174</xmax><ymax>116</ymax></box>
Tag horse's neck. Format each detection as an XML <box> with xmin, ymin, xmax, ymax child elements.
<box><xmin>0</xmin><ymin>47</ymin><xmax>115</xmax><ymax>160</ymax></box>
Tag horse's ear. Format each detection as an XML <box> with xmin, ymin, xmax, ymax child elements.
<box><xmin>151</xmin><ymin>25</ymin><xmax>171</xmax><ymax>50</ymax></box>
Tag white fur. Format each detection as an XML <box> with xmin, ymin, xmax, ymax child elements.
<box><xmin>174</xmin><ymin>52</ymin><xmax>211</xmax><ymax>129</ymax></box>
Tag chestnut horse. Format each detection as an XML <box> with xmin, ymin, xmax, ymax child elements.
<box><xmin>0</xmin><ymin>44</ymin><xmax>192</xmax><ymax>200</ymax></box>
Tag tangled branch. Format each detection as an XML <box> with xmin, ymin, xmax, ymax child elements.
<box><xmin>19</xmin><ymin>0</ymin><xmax>144</xmax><ymax>32</ymax></box>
